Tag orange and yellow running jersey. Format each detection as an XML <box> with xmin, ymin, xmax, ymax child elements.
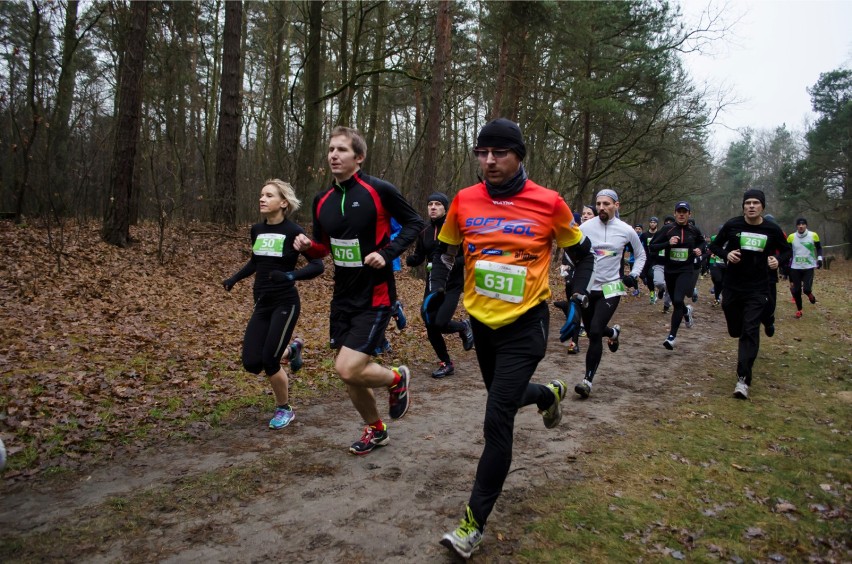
<box><xmin>439</xmin><ymin>180</ymin><xmax>582</xmax><ymax>329</ymax></box>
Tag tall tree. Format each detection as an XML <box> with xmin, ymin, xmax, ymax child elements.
<box><xmin>213</xmin><ymin>0</ymin><xmax>242</xmax><ymax>226</ymax></box>
<box><xmin>295</xmin><ymin>0</ymin><xmax>323</xmax><ymax>206</ymax></box>
<box><xmin>417</xmin><ymin>0</ymin><xmax>451</xmax><ymax>203</ymax></box>
<box><xmin>103</xmin><ymin>0</ymin><xmax>149</xmax><ymax>246</ymax></box>
<box><xmin>782</xmin><ymin>69</ymin><xmax>852</xmax><ymax>256</ymax></box>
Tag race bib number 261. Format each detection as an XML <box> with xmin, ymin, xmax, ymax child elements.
<box><xmin>740</xmin><ymin>232</ymin><xmax>768</xmax><ymax>252</ymax></box>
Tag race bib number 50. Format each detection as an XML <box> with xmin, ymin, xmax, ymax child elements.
<box><xmin>474</xmin><ymin>260</ymin><xmax>527</xmax><ymax>303</ymax></box>
<box><xmin>740</xmin><ymin>232</ymin><xmax>768</xmax><ymax>252</ymax></box>
<box><xmin>253</xmin><ymin>233</ymin><xmax>286</xmax><ymax>257</ymax></box>
<box><xmin>330</xmin><ymin>237</ymin><xmax>363</xmax><ymax>267</ymax></box>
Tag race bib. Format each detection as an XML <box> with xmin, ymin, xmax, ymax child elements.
<box><xmin>601</xmin><ymin>279</ymin><xmax>627</xmax><ymax>298</ymax></box>
<box><xmin>740</xmin><ymin>232</ymin><xmax>767</xmax><ymax>252</ymax></box>
<box><xmin>794</xmin><ymin>256</ymin><xmax>811</xmax><ymax>264</ymax></box>
<box><xmin>474</xmin><ymin>260</ymin><xmax>526</xmax><ymax>303</ymax></box>
<box><xmin>330</xmin><ymin>237</ymin><xmax>363</xmax><ymax>267</ymax></box>
<box><xmin>253</xmin><ymin>233</ymin><xmax>286</xmax><ymax>257</ymax></box>
<box><xmin>669</xmin><ymin>248</ymin><xmax>689</xmax><ymax>261</ymax></box>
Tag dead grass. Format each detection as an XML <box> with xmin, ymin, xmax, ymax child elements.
<box><xmin>518</xmin><ymin>261</ymin><xmax>851</xmax><ymax>562</ymax></box>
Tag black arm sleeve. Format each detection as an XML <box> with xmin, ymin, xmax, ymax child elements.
<box><xmin>563</xmin><ymin>235</ymin><xmax>594</xmax><ymax>295</ymax></box>
<box><xmin>377</xmin><ymin>185</ymin><xmax>426</xmax><ymax>263</ymax></box>
<box><xmin>406</xmin><ymin>230</ymin><xmax>427</xmax><ymax>267</ymax></box>
<box><xmin>290</xmin><ymin>256</ymin><xmax>324</xmax><ymax>281</ymax></box>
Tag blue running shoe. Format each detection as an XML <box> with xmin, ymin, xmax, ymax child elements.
<box><xmin>374</xmin><ymin>338</ymin><xmax>392</xmax><ymax>356</ymax></box>
<box><xmin>269</xmin><ymin>407</ymin><xmax>295</xmax><ymax>429</ymax></box>
<box><xmin>394</xmin><ymin>300</ymin><xmax>407</xmax><ymax>330</ymax></box>
<box><xmin>288</xmin><ymin>338</ymin><xmax>304</xmax><ymax>372</ymax></box>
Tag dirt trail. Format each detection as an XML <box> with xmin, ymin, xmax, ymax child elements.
<box><xmin>1</xmin><ymin>295</ymin><xmax>727</xmax><ymax>562</ymax></box>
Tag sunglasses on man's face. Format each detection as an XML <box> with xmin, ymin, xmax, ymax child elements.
<box><xmin>473</xmin><ymin>149</ymin><xmax>511</xmax><ymax>159</ymax></box>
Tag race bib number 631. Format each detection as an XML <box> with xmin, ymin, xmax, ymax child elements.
<box><xmin>474</xmin><ymin>260</ymin><xmax>527</xmax><ymax>303</ymax></box>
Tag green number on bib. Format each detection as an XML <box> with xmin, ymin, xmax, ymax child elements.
<box><xmin>474</xmin><ymin>260</ymin><xmax>526</xmax><ymax>303</ymax></box>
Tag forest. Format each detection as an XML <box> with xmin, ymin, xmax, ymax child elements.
<box><xmin>1</xmin><ymin>0</ymin><xmax>849</xmax><ymax>254</ymax></box>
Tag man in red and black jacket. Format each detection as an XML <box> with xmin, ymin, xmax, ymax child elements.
<box><xmin>294</xmin><ymin>126</ymin><xmax>424</xmax><ymax>456</ymax></box>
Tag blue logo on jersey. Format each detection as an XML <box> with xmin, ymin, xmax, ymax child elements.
<box><xmin>482</xmin><ymin>248</ymin><xmax>504</xmax><ymax>256</ymax></box>
<box><xmin>467</xmin><ymin>243</ymin><xmax>476</xmax><ymax>253</ymax></box>
<box><xmin>465</xmin><ymin>217</ymin><xmax>537</xmax><ymax>237</ymax></box>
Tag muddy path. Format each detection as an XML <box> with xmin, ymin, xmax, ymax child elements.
<box><xmin>1</xmin><ymin>293</ymin><xmax>728</xmax><ymax>562</ymax></box>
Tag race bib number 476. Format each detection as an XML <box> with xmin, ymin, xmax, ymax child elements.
<box><xmin>330</xmin><ymin>237</ymin><xmax>363</xmax><ymax>267</ymax></box>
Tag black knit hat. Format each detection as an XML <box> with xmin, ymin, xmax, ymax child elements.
<box><xmin>427</xmin><ymin>192</ymin><xmax>449</xmax><ymax>209</ymax></box>
<box><xmin>796</xmin><ymin>217</ymin><xmax>808</xmax><ymax>226</ymax></box>
<box><xmin>743</xmin><ymin>189</ymin><xmax>766</xmax><ymax>208</ymax></box>
<box><xmin>476</xmin><ymin>118</ymin><xmax>526</xmax><ymax>160</ymax></box>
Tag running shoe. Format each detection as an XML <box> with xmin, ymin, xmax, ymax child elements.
<box><xmin>288</xmin><ymin>338</ymin><xmax>304</xmax><ymax>372</ymax></box>
<box><xmin>692</xmin><ymin>288</ymin><xmax>699</xmax><ymax>302</ymax></box>
<box><xmin>685</xmin><ymin>305</ymin><xmax>694</xmax><ymax>328</ymax></box>
<box><xmin>394</xmin><ymin>300</ymin><xmax>407</xmax><ymax>330</ymax></box>
<box><xmin>663</xmin><ymin>335</ymin><xmax>676</xmax><ymax>350</ymax></box>
<box><xmin>540</xmin><ymin>379</ymin><xmax>566</xmax><ymax>428</ymax></box>
<box><xmin>807</xmin><ymin>293</ymin><xmax>817</xmax><ymax>304</ymax></box>
<box><xmin>269</xmin><ymin>407</ymin><xmax>295</xmax><ymax>429</ymax></box>
<box><xmin>440</xmin><ymin>505</ymin><xmax>483</xmax><ymax>559</ymax></box>
<box><xmin>460</xmin><ymin>319</ymin><xmax>474</xmax><ymax>351</ymax></box>
<box><xmin>662</xmin><ymin>305</ymin><xmax>670</xmax><ymax>314</ymax></box>
<box><xmin>795</xmin><ymin>310</ymin><xmax>803</xmax><ymax>319</ymax></box>
<box><xmin>733</xmin><ymin>380</ymin><xmax>749</xmax><ymax>400</ymax></box>
<box><xmin>374</xmin><ymin>338</ymin><xmax>392</xmax><ymax>356</ymax></box>
<box><xmin>566</xmin><ymin>340</ymin><xmax>579</xmax><ymax>355</ymax></box>
<box><xmin>432</xmin><ymin>361</ymin><xmax>455</xmax><ymax>379</ymax></box>
<box><xmin>607</xmin><ymin>325</ymin><xmax>621</xmax><ymax>353</ymax></box>
<box><xmin>712</xmin><ymin>299</ymin><xmax>720</xmax><ymax>307</ymax></box>
<box><xmin>631</xmin><ymin>288</ymin><xmax>640</xmax><ymax>297</ymax></box>
<box><xmin>574</xmin><ymin>378</ymin><xmax>592</xmax><ymax>399</ymax></box>
<box><xmin>349</xmin><ymin>425</ymin><xmax>389</xmax><ymax>455</ymax></box>
<box><xmin>388</xmin><ymin>366</ymin><xmax>411</xmax><ymax>419</ymax></box>
<box><xmin>579</xmin><ymin>327</ymin><xmax>587</xmax><ymax>338</ymax></box>
<box><xmin>649</xmin><ymin>293</ymin><xmax>657</xmax><ymax>305</ymax></box>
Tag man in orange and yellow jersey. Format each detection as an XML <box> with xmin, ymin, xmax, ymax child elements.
<box><xmin>433</xmin><ymin>118</ymin><xmax>594</xmax><ymax>559</ymax></box>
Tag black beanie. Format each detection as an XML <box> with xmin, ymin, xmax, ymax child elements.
<box><xmin>427</xmin><ymin>192</ymin><xmax>449</xmax><ymax>209</ymax></box>
<box><xmin>743</xmin><ymin>189</ymin><xmax>766</xmax><ymax>208</ymax></box>
<box><xmin>476</xmin><ymin>118</ymin><xmax>526</xmax><ymax>160</ymax></box>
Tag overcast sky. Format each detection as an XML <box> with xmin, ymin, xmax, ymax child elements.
<box><xmin>678</xmin><ymin>0</ymin><xmax>852</xmax><ymax>154</ymax></box>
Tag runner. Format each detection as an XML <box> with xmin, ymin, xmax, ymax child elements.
<box><xmin>649</xmin><ymin>202</ymin><xmax>706</xmax><ymax>350</ymax></box>
<box><xmin>405</xmin><ymin>192</ymin><xmax>474</xmax><ymax>378</ymax></box>
<box><xmin>640</xmin><ymin>216</ymin><xmax>659</xmax><ymax>301</ymax></box>
<box><xmin>761</xmin><ymin>214</ymin><xmax>785</xmax><ymax>336</ymax></box>
<box><xmin>652</xmin><ymin>215</ymin><xmax>676</xmax><ymax>312</ymax></box>
<box><xmin>709</xmin><ymin>189</ymin><xmax>791</xmax><ymax>399</ymax></box>
<box><xmin>292</xmin><ymin>126</ymin><xmax>424</xmax><ymax>455</ymax></box>
<box><xmin>572</xmin><ymin>189</ymin><xmax>646</xmax><ymax>398</ymax></box>
<box><xmin>556</xmin><ymin>203</ymin><xmax>595</xmax><ymax>354</ymax></box>
<box><xmin>434</xmin><ymin>118</ymin><xmax>593</xmax><ymax>559</ymax></box>
<box><xmin>787</xmin><ymin>217</ymin><xmax>823</xmax><ymax>319</ymax></box>
<box><xmin>223</xmin><ymin>179</ymin><xmax>324</xmax><ymax>429</ymax></box>
<box><xmin>708</xmin><ymin>233</ymin><xmax>726</xmax><ymax>306</ymax></box>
